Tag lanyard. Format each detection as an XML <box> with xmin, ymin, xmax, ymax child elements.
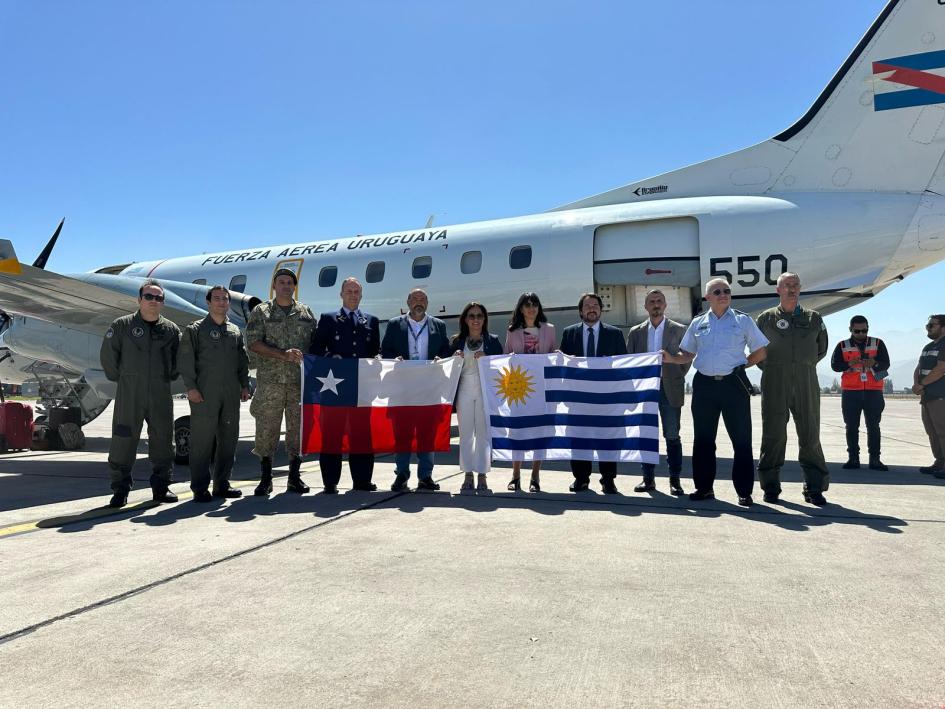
<box><xmin>408</xmin><ymin>319</ymin><xmax>429</xmax><ymax>359</ymax></box>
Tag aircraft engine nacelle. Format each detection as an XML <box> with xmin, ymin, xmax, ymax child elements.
<box><xmin>78</xmin><ymin>274</ymin><xmax>262</xmax><ymax>328</ymax></box>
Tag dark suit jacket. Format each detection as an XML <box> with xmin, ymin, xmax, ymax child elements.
<box><xmin>310</xmin><ymin>309</ymin><xmax>380</xmax><ymax>358</ymax></box>
<box><xmin>381</xmin><ymin>315</ymin><xmax>451</xmax><ymax>360</ymax></box>
<box><xmin>560</xmin><ymin>322</ymin><xmax>627</xmax><ymax>357</ymax></box>
<box><xmin>627</xmin><ymin>318</ymin><xmax>690</xmax><ymax>407</ymax></box>
<box><xmin>448</xmin><ymin>333</ymin><xmax>504</xmax><ymax>356</ymax></box>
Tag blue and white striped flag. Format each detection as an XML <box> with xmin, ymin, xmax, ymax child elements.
<box><xmin>478</xmin><ymin>352</ymin><xmax>662</xmax><ymax>463</ymax></box>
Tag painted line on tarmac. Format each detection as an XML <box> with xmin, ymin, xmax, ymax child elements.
<box><xmin>0</xmin><ymin>471</ymin><xmax>465</xmax><ymax>647</ymax></box>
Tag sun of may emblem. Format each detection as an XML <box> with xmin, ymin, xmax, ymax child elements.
<box><xmin>494</xmin><ymin>364</ymin><xmax>535</xmax><ymax>406</ymax></box>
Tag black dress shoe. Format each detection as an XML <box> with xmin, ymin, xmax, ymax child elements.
<box><xmin>738</xmin><ymin>495</ymin><xmax>753</xmax><ymax>507</ymax></box>
<box><xmin>688</xmin><ymin>489</ymin><xmax>715</xmax><ymax>501</ymax></box>
<box><xmin>601</xmin><ymin>481</ymin><xmax>619</xmax><ymax>495</ymax></box>
<box><xmin>803</xmin><ymin>490</ymin><xmax>828</xmax><ymax>506</ymax></box>
<box><xmin>841</xmin><ymin>458</ymin><xmax>860</xmax><ymax>470</ymax></box>
<box><xmin>416</xmin><ymin>478</ymin><xmax>440</xmax><ymax>491</ymax></box>
<box><xmin>212</xmin><ymin>487</ymin><xmax>243</xmax><ymax>499</ymax></box>
<box><xmin>868</xmin><ymin>458</ymin><xmax>889</xmax><ymax>471</ymax></box>
<box><xmin>322</xmin><ymin>485</ymin><xmax>338</xmax><ymax>494</ymax></box>
<box><xmin>669</xmin><ymin>477</ymin><xmax>684</xmax><ymax>496</ymax></box>
<box><xmin>633</xmin><ymin>479</ymin><xmax>656</xmax><ymax>493</ymax></box>
<box><xmin>569</xmin><ymin>481</ymin><xmax>589</xmax><ymax>493</ymax></box>
<box><xmin>152</xmin><ymin>487</ymin><xmax>178</xmax><ymax>503</ymax></box>
<box><xmin>918</xmin><ymin>465</ymin><xmax>940</xmax><ymax>475</ymax></box>
<box><xmin>763</xmin><ymin>491</ymin><xmax>780</xmax><ymax>503</ymax></box>
<box><xmin>108</xmin><ymin>491</ymin><xmax>128</xmax><ymax>508</ymax></box>
<box><xmin>193</xmin><ymin>490</ymin><xmax>213</xmax><ymax>503</ymax></box>
<box><xmin>353</xmin><ymin>483</ymin><xmax>378</xmax><ymax>492</ymax></box>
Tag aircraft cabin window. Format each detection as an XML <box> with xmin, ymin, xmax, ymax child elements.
<box><xmin>192</xmin><ymin>278</ymin><xmax>207</xmax><ymax>285</ymax></box>
<box><xmin>460</xmin><ymin>250</ymin><xmax>482</xmax><ymax>274</ymax></box>
<box><xmin>318</xmin><ymin>266</ymin><xmax>338</xmax><ymax>287</ymax></box>
<box><xmin>509</xmin><ymin>245</ymin><xmax>532</xmax><ymax>270</ymax></box>
<box><xmin>366</xmin><ymin>261</ymin><xmax>385</xmax><ymax>283</ymax></box>
<box><xmin>229</xmin><ymin>275</ymin><xmax>247</xmax><ymax>293</ymax></box>
<box><xmin>412</xmin><ymin>256</ymin><xmax>432</xmax><ymax>279</ymax></box>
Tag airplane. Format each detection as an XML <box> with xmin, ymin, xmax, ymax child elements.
<box><xmin>1</xmin><ymin>0</ymin><xmax>944</xmax><ymax>462</ymax></box>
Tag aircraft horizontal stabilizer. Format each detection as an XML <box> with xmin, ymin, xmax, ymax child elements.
<box><xmin>0</xmin><ymin>239</ymin><xmax>23</xmax><ymax>275</ymax></box>
<box><xmin>0</xmin><ymin>249</ymin><xmax>207</xmax><ymax>336</ymax></box>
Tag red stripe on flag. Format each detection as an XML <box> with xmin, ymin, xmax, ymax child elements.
<box><xmin>301</xmin><ymin>404</ymin><xmax>455</xmax><ymax>455</ymax></box>
<box><xmin>873</xmin><ymin>62</ymin><xmax>945</xmax><ymax>96</ymax></box>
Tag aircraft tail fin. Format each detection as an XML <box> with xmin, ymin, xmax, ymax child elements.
<box><xmin>554</xmin><ymin>0</ymin><xmax>945</xmax><ymax>211</ymax></box>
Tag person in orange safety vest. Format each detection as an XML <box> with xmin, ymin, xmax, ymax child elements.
<box><xmin>830</xmin><ymin>315</ymin><xmax>890</xmax><ymax>471</ymax></box>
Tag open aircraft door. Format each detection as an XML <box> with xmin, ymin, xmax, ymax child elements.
<box><xmin>268</xmin><ymin>258</ymin><xmax>304</xmax><ymax>299</ymax></box>
<box><xmin>592</xmin><ymin>217</ymin><xmax>701</xmax><ymax>327</ymax></box>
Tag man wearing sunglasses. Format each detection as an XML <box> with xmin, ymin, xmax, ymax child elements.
<box><xmin>913</xmin><ymin>314</ymin><xmax>945</xmax><ymax>478</ymax></box>
<box><xmin>664</xmin><ymin>278</ymin><xmax>768</xmax><ymax>506</ymax></box>
<box><xmin>100</xmin><ymin>279</ymin><xmax>182</xmax><ymax>508</ymax></box>
<box><xmin>830</xmin><ymin>315</ymin><xmax>890</xmax><ymax>472</ymax></box>
<box><xmin>756</xmin><ymin>273</ymin><xmax>831</xmax><ymax>505</ymax></box>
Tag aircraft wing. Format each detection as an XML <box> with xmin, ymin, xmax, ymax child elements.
<box><xmin>0</xmin><ymin>239</ymin><xmax>206</xmax><ymax>336</ymax></box>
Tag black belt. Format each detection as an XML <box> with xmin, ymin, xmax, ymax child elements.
<box><xmin>697</xmin><ymin>371</ymin><xmax>735</xmax><ymax>381</ymax></box>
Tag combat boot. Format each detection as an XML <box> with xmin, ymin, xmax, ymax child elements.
<box><xmin>669</xmin><ymin>476</ymin><xmax>684</xmax><ymax>496</ymax></box>
<box><xmin>286</xmin><ymin>456</ymin><xmax>310</xmax><ymax>494</ymax></box>
<box><xmin>842</xmin><ymin>457</ymin><xmax>860</xmax><ymax>469</ymax></box>
<box><xmin>254</xmin><ymin>457</ymin><xmax>273</xmax><ymax>496</ymax></box>
<box><xmin>868</xmin><ymin>456</ymin><xmax>889</xmax><ymax>471</ymax></box>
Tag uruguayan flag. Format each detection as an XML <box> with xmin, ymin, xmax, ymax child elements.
<box><xmin>479</xmin><ymin>352</ymin><xmax>662</xmax><ymax>463</ymax></box>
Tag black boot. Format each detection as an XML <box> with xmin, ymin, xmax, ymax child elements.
<box><xmin>842</xmin><ymin>457</ymin><xmax>860</xmax><ymax>469</ymax></box>
<box><xmin>286</xmin><ymin>456</ymin><xmax>309</xmax><ymax>494</ymax></box>
<box><xmin>669</xmin><ymin>476</ymin><xmax>684</xmax><ymax>496</ymax></box>
<box><xmin>254</xmin><ymin>457</ymin><xmax>273</xmax><ymax>496</ymax></box>
<box><xmin>868</xmin><ymin>456</ymin><xmax>889</xmax><ymax>471</ymax></box>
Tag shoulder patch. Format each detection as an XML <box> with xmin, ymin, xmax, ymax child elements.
<box><xmin>105</xmin><ymin>327</ymin><xmax>114</xmax><ymax>339</ymax></box>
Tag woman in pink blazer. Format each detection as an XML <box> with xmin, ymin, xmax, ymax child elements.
<box><xmin>503</xmin><ymin>292</ymin><xmax>557</xmax><ymax>492</ymax></box>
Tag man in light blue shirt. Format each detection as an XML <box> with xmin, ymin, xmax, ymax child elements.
<box><xmin>665</xmin><ymin>278</ymin><xmax>768</xmax><ymax>506</ymax></box>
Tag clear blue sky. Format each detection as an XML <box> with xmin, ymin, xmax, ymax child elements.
<box><xmin>0</xmin><ymin>0</ymin><xmax>938</xmax><ymax>363</ymax></box>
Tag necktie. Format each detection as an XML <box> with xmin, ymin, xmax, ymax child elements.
<box><xmin>587</xmin><ymin>327</ymin><xmax>595</xmax><ymax>357</ymax></box>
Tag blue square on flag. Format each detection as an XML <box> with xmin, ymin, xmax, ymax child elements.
<box><xmin>303</xmin><ymin>357</ymin><xmax>358</xmax><ymax>406</ymax></box>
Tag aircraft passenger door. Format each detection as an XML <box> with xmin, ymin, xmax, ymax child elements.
<box><xmin>269</xmin><ymin>259</ymin><xmax>304</xmax><ymax>299</ymax></box>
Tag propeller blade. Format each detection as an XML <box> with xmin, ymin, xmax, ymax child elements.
<box><xmin>32</xmin><ymin>217</ymin><xmax>65</xmax><ymax>269</ymax></box>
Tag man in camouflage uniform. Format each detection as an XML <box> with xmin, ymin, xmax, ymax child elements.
<box><xmin>756</xmin><ymin>272</ymin><xmax>831</xmax><ymax>506</ymax></box>
<box><xmin>100</xmin><ymin>279</ymin><xmax>181</xmax><ymax>508</ymax></box>
<box><xmin>179</xmin><ymin>285</ymin><xmax>251</xmax><ymax>503</ymax></box>
<box><xmin>246</xmin><ymin>268</ymin><xmax>316</xmax><ymax>495</ymax></box>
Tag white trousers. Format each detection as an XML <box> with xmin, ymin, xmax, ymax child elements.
<box><xmin>456</xmin><ymin>384</ymin><xmax>491</xmax><ymax>474</ymax></box>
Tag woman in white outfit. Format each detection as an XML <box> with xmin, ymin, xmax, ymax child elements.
<box><xmin>450</xmin><ymin>302</ymin><xmax>503</xmax><ymax>494</ymax></box>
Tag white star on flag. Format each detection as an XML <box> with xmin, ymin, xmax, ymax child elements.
<box><xmin>316</xmin><ymin>369</ymin><xmax>345</xmax><ymax>395</ymax></box>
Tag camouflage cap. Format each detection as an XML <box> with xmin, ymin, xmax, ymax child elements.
<box><xmin>272</xmin><ymin>268</ymin><xmax>298</xmax><ymax>285</ymax></box>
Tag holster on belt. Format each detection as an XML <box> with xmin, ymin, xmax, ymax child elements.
<box><xmin>734</xmin><ymin>366</ymin><xmax>759</xmax><ymax>396</ymax></box>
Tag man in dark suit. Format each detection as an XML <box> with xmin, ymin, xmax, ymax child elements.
<box><xmin>310</xmin><ymin>276</ymin><xmax>381</xmax><ymax>493</ymax></box>
<box><xmin>381</xmin><ymin>288</ymin><xmax>452</xmax><ymax>492</ymax></box>
<box><xmin>560</xmin><ymin>292</ymin><xmax>628</xmax><ymax>494</ymax></box>
<box><xmin>627</xmin><ymin>289</ymin><xmax>690</xmax><ymax>496</ymax></box>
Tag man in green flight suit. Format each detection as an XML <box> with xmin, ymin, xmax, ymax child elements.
<box><xmin>179</xmin><ymin>285</ymin><xmax>251</xmax><ymax>503</ymax></box>
<box><xmin>246</xmin><ymin>268</ymin><xmax>317</xmax><ymax>496</ymax></box>
<box><xmin>100</xmin><ymin>279</ymin><xmax>182</xmax><ymax>509</ymax></box>
<box><xmin>756</xmin><ymin>272</ymin><xmax>831</xmax><ymax>505</ymax></box>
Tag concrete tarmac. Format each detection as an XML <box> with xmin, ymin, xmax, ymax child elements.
<box><xmin>0</xmin><ymin>396</ymin><xmax>942</xmax><ymax>708</ymax></box>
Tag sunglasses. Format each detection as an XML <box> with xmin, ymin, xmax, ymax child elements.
<box><xmin>141</xmin><ymin>293</ymin><xmax>165</xmax><ymax>302</ymax></box>
<box><xmin>467</xmin><ymin>312</ymin><xmax>485</xmax><ymax>319</ymax></box>
<box><xmin>928</xmin><ymin>323</ymin><xmax>939</xmax><ymax>329</ymax></box>
<box><xmin>852</xmin><ymin>328</ymin><xmax>868</xmax><ymax>334</ymax></box>
<box><xmin>711</xmin><ymin>288</ymin><xmax>732</xmax><ymax>296</ymax></box>
<box><xmin>522</xmin><ymin>302</ymin><xmax>538</xmax><ymax>308</ymax></box>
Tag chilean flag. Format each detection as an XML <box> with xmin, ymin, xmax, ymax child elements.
<box><xmin>301</xmin><ymin>355</ymin><xmax>461</xmax><ymax>455</ymax></box>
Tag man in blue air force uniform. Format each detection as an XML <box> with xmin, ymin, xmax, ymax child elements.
<box><xmin>310</xmin><ymin>276</ymin><xmax>381</xmax><ymax>493</ymax></box>
<box><xmin>664</xmin><ymin>278</ymin><xmax>768</xmax><ymax>507</ymax></box>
